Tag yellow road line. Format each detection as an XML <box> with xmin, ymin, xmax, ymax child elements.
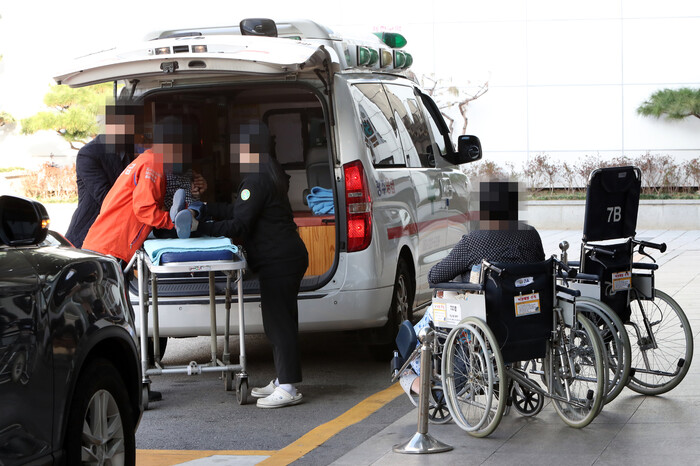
<box><xmin>136</xmin><ymin>382</ymin><xmax>403</xmax><ymax>465</ymax></box>
<box><xmin>136</xmin><ymin>449</ymin><xmax>274</xmax><ymax>465</ymax></box>
<box><xmin>259</xmin><ymin>382</ymin><xmax>404</xmax><ymax>465</ymax></box>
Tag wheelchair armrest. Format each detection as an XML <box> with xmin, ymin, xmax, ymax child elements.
<box><xmin>633</xmin><ymin>262</ymin><xmax>658</xmax><ymax>271</ymax></box>
<box><xmin>556</xmin><ymin>284</ymin><xmax>581</xmax><ymax>297</ymax></box>
<box><xmin>430</xmin><ymin>282</ymin><xmax>484</xmax><ymax>292</ymax></box>
<box><xmin>568</xmin><ymin>260</ymin><xmax>580</xmax><ymax>267</ymax></box>
<box><xmin>573</xmin><ymin>272</ymin><xmax>600</xmax><ymax>281</ymax></box>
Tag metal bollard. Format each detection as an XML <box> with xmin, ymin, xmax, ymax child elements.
<box><xmin>393</xmin><ymin>328</ymin><xmax>452</xmax><ymax>454</ymax></box>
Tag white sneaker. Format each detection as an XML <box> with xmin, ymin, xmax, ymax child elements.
<box><xmin>251</xmin><ymin>380</ymin><xmax>277</xmax><ymax>398</ymax></box>
<box><xmin>256</xmin><ymin>386</ymin><xmax>303</xmax><ymax>408</ymax></box>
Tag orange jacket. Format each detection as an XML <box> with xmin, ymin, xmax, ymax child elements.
<box><xmin>83</xmin><ymin>149</ymin><xmax>174</xmax><ymax>262</ymax></box>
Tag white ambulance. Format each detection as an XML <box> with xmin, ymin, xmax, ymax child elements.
<box><xmin>55</xmin><ymin>18</ymin><xmax>483</xmax><ymax>353</ymax></box>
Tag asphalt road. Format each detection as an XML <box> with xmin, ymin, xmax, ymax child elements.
<box><xmin>137</xmin><ymin>330</ymin><xmax>413</xmax><ymax>464</ymax></box>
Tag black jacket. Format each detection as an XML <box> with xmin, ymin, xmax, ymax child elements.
<box><xmin>198</xmin><ymin>172</ymin><xmax>308</xmax><ymax>278</ymax></box>
<box><xmin>65</xmin><ymin>136</ymin><xmax>134</xmax><ymax>248</ymax></box>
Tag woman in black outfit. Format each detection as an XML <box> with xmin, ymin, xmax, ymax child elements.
<box><xmin>190</xmin><ymin>122</ymin><xmax>309</xmax><ymax>408</ymax></box>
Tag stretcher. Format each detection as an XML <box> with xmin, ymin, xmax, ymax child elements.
<box><xmin>133</xmin><ymin>237</ymin><xmax>249</xmax><ymax>409</ymax></box>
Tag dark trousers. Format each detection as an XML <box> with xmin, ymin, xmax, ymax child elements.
<box><xmin>259</xmin><ymin>261</ymin><xmax>307</xmax><ymax>385</ymax></box>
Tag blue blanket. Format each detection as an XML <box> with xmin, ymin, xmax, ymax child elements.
<box><xmin>143</xmin><ymin>237</ymin><xmax>239</xmax><ymax>265</ymax></box>
<box><xmin>306</xmin><ymin>186</ymin><xmax>334</xmax><ymax>215</ymax></box>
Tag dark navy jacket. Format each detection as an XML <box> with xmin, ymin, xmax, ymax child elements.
<box><xmin>65</xmin><ymin>136</ymin><xmax>134</xmax><ymax>248</ymax></box>
<box><xmin>198</xmin><ymin>171</ymin><xmax>308</xmax><ymax>278</ymax></box>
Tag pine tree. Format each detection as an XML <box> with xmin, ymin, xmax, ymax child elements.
<box><xmin>637</xmin><ymin>88</ymin><xmax>700</xmax><ymax>121</ymax></box>
<box><xmin>20</xmin><ymin>83</ymin><xmax>113</xmax><ymax>149</ymax></box>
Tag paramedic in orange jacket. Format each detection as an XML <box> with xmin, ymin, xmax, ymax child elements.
<box><xmin>82</xmin><ymin>116</ymin><xmax>195</xmax><ymax>263</ymax></box>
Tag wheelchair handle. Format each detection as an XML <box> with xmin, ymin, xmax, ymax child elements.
<box><xmin>586</xmin><ymin>245</ymin><xmax>616</xmax><ymax>257</ymax></box>
<box><xmin>553</xmin><ymin>256</ymin><xmax>577</xmax><ymax>279</ymax></box>
<box><xmin>483</xmin><ymin>260</ymin><xmax>503</xmax><ymax>275</ymax></box>
<box><xmin>634</xmin><ymin>239</ymin><xmax>667</xmax><ymax>254</ymax></box>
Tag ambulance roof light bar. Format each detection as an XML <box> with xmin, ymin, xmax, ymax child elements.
<box><xmin>147</xmin><ymin>18</ymin><xmax>412</xmax><ymax>72</ymax></box>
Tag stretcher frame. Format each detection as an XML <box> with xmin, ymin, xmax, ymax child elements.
<box><xmin>134</xmin><ymin>248</ymin><xmax>249</xmax><ymax>408</ymax></box>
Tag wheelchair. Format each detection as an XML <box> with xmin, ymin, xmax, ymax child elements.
<box><xmin>433</xmin><ymin>257</ymin><xmax>607</xmax><ymax>437</ymax></box>
<box><xmin>557</xmin><ymin>240</ymin><xmax>632</xmax><ymax>404</ymax></box>
<box><xmin>566</xmin><ymin>165</ymin><xmax>693</xmax><ymax>395</ymax></box>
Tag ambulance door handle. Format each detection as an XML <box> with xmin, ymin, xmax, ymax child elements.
<box><xmin>439</xmin><ymin>177</ymin><xmax>453</xmax><ymax>200</ymax></box>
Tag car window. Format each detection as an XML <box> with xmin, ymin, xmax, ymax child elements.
<box><xmin>383</xmin><ymin>84</ymin><xmax>435</xmax><ymax>168</ymax></box>
<box><xmin>351</xmin><ymin>83</ymin><xmax>406</xmax><ymax>167</ymax></box>
<box><xmin>267</xmin><ymin>112</ymin><xmax>305</xmax><ymax>165</ymax></box>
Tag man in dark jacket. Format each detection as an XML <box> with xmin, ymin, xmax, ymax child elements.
<box><xmin>65</xmin><ymin>103</ymin><xmax>141</xmax><ymax>247</ymax></box>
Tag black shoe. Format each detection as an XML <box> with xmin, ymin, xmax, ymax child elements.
<box><xmin>148</xmin><ymin>389</ymin><xmax>163</xmax><ymax>402</ymax></box>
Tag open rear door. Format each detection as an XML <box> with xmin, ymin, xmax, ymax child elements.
<box><xmin>54</xmin><ymin>35</ymin><xmax>329</xmax><ymax>87</ymax></box>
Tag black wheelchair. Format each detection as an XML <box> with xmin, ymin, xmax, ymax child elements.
<box><xmin>430</xmin><ymin>257</ymin><xmax>607</xmax><ymax>437</ymax></box>
<box><xmin>567</xmin><ymin>166</ymin><xmax>693</xmax><ymax>395</ymax></box>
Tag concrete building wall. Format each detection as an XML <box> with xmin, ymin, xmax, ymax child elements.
<box><xmin>341</xmin><ymin>0</ymin><xmax>700</xmax><ymax>171</ymax></box>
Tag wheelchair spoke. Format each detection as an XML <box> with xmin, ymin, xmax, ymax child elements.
<box><xmin>442</xmin><ymin>319</ymin><xmax>505</xmax><ymax>437</ymax></box>
<box><xmin>547</xmin><ymin>314</ymin><xmax>605</xmax><ymax>428</ymax></box>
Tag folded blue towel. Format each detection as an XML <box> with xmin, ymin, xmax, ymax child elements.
<box><xmin>310</xmin><ymin>200</ymin><xmax>334</xmax><ymax>215</ymax></box>
<box><xmin>306</xmin><ymin>187</ymin><xmax>335</xmax><ymax>215</ymax></box>
<box><xmin>143</xmin><ymin>237</ymin><xmax>239</xmax><ymax>265</ymax></box>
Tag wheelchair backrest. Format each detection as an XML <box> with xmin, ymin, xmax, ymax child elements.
<box><xmin>582</xmin><ymin>166</ymin><xmax>641</xmax><ymax>242</ymax></box>
<box><xmin>484</xmin><ymin>258</ymin><xmax>554</xmax><ymax>363</ymax></box>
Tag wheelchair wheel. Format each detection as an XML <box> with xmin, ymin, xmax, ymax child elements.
<box><xmin>576</xmin><ymin>297</ymin><xmax>632</xmax><ymax>404</ymax></box>
<box><xmin>428</xmin><ymin>386</ymin><xmax>452</xmax><ymax>424</ymax></box>
<box><xmin>545</xmin><ymin>313</ymin><xmax>605</xmax><ymax>428</ymax></box>
<box><xmin>441</xmin><ymin>317</ymin><xmax>506</xmax><ymax>438</ymax></box>
<box><xmin>511</xmin><ymin>360</ymin><xmax>544</xmax><ymax>417</ymax></box>
<box><xmin>626</xmin><ymin>289</ymin><xmax>693</xmax><ymax>395</ymax></box>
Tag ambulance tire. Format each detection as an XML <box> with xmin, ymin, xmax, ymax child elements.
<box><xmin>368</xmin><ymin>259</ymin><xmax>414</xmax><ymax>361</ymax></box>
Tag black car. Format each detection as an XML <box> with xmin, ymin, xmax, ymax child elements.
<box><xmin>0</xmin><ymin>195</ymin><xmax>142</xmax><ymax>465</ymax></box>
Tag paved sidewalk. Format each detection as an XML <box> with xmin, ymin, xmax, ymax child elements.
<box><xmin>333</xmin><ymin>230</ymin><xmax>700</xmax><ymax>465</ymax></box>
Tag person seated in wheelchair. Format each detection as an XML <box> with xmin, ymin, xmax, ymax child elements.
<box><xmin>399</xmin><ymin>178</ymin><xmax>546</xmax><ymax>399</ymax></box>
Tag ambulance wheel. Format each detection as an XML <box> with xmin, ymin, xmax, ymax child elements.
<box><xmin>368</xmin><ymin>258</ymin><xmax>415</xmax><ymax>361</ymax></box>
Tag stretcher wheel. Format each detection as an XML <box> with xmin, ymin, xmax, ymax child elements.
<box><xmin>236</xmin><ymin>374</ymin><xmax>248</xmax><ymax>405</ymax></box>
<box><xmin>142</xmin><ymin>386</ymin><xmax>149</xmax><ymax>411</ymax></box>
<box><xmin>224</xmin><ymin>371</ymin><xmax>233</xmax><ymax>391</ymax></box>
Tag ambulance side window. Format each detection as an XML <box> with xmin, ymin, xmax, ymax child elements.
<box><xmin>351</xmin><ymin>84</ymin><xmax>406</xmax><ymax>167</ymax></box>
<box><xmin>383</xmin><ymin>84</ymin><xmax>435</xmax><ymax>168</ymax></box>
<box><xmin>418</xmin><ymin>92</ymin><xmax>452</xmax><ymax>158</ymax></box>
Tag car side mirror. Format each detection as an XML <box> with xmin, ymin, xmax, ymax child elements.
<box><xmin>457</xmin><ymin>135</ymin><xmax>482</xmax><ymax>163</ymax></box>
<box><xmin>0</xmin><ymin>195</ymin><xmax>50</xmax><ymax>246</ymax></box>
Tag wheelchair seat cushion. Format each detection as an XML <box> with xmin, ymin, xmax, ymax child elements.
<box><xmin>143</xmin><ymin>237</ymin><xmax>239</xmax><ymax>265</ymax></box>
<box><xmin>583</xmin><ymin>166</ymin><xmax>641</xmax><ymax>241</ymax></box>
<box><xmin>485</xmin><ymin>258</ymin><xmax>554</xmax><ymax>363</ymax></box>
